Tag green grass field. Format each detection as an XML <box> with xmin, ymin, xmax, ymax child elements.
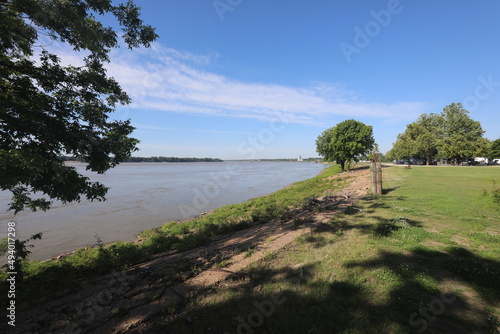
<box><xmin>162</xmin><ymin>166</ymin><xmax>500</xmax><ymax>334</ymax></box>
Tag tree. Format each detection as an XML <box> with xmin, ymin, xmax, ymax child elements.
<box><xmin>316</xmin><ymin>119</ymin><xmax>375</xmax><ymax>171</ymax></box>
<box><xmin>390</xmin><ymin>113</ymin><xmax>441</xmax><ymax>165</ymax></box>
<box><xmin>389</xmin><ymin>103</ymin><xmax>488</xmax><ymax>164</ymax></box>
<box><xmin>389</xmin><ymin>133</ymin><xmax>412</xmax><ymax>161</ymax></box>
<box><xmin>439</xmin><ymin>103</ymin><xmax>486</xmax><ymax>163</ymax></box>
<box><xmin>1</xmin><ymin>0</ymin><xmax>158</xmax><ymax>213</ymax></box>
<box><xmin>385</xmin><ymin>148</ymin><xmax>397</xmax><ymax>162</ymax></box>
<box><xmin>490</xmin><ymin>138</ymin><xmax>500</xmax><ymax>159</ymax></box>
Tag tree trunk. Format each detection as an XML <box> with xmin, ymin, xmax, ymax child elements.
<box><xmin>371</xmin><ymin>160</ymin><xmax>382</xmax><ymax>195</ymax></box>
<box><xmin>339</xmin><ymin>160</ymin><xmax>346</xmax><ymax>171</ymax></box>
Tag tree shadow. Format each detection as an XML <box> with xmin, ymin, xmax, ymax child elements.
<box><xmin>382</xmin><ymin>186</ymin><xmax>401</xmax><ymax>195</ymax></box>
<box><xmin>344</xmin><ymin>248</ymin><xmax>499</xmax><ymax>333</ymax></box>
<box><xmin>348</xmin><ymin>165</ymin><xmax>370</xmax><ymax>172</ymax></box>
<box><xmin>372</xmin><ymin>217</ymin><xmax>423</xmax><ymax>237</ymax></box>
<box><xmin>138</xmin><ymin>216</ymin><xmax>496</xmax><ymax>333</ymax></box>
<box><xmin>297</xmin><ymin>234</ymin><xmax>333</xmax><ymax>248</ymax></box>
<box><xmin>138</xmin><ymin>246</ymin><xmax>499</xmax><ymax>334</ymax></box>
<box><xmin>361</xmin><ymin>196</ymin><xmax>393</xmax><ymax>213</ymax></box>
<box><xmin>140</xmin><ymin>264</ymin><xmax>387</xmax><ymax>333</ymax></box>
<box><xmin>13</xmin><ymin>220</ymin><xmax>498</xmax><ymax>333</ymax></box>
<box><xmin>311</xmin><ymin>217</ymin><xmax>375</xmax><ymax>236</ymax></box>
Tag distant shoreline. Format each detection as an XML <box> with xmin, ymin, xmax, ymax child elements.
<box><xmin>60</xmin><ymin>156</ymin><xmax>224</xmax><ymax>163</ymax></box>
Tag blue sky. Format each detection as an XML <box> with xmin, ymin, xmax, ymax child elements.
<box><xmin>55</xmin><ymin>0</ymin><xmax>500</xmax><ymax>159</ymax></box>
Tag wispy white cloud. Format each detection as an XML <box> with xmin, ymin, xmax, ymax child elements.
<box><xmin>45</xmin><ymin>42</ymin><xmax>428</xmax><ymax>126</ymax></box>
<box><xmin>156</xmin><ymin>45</ymin><xmax>220</xmax><ymax>65</ymax></box>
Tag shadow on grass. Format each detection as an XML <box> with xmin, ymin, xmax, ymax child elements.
<box><xmin>297</xmin><ymin>234</ymin><xmax>333</xmax><ymax>249</ymax></box>
<box><xmin>142</xmin><ymin>246</ymin><xmax>499</xmax><ymax>334</ymax></box>
<box><xmin>145</xmin><ymin>264</ymin><xmax>391</xmax><ymax>334</ymax></box>
<box><xmin>382</xmin><ymin>186</ymin><xmax>401</xmax><ymax>195</ymax></box>
<box><xmin>344</xmin><ymin>248</ymin><xmax>499</xmax><ymax>333</ymax></box>
<box><xmin>311</xmin><ymin>212</ymin><xmax>423</xmax><ymax>239</ymax></box>
<box><xmin>134</xmin><ymin>213</ymin><xmax>498</xmax><ymax>334</ymax></box>
<box><xmin>372</xmin><ymin>217</ymin><xmax>423</xmax><ymax>237</ymax></box>
<box><xmin>12</xmin><ymin>228</ymin><xmax>497</xmax><ymax>332</ymax></box>
<box><xmin>361</xmin><ymin>196</ymin><xmax>393</xmax><ymax>213</ymax></box>
<box><xmin>348</xmin><ymin>165</ymin><xmax>370</xmax><ymax>172</ymax></box>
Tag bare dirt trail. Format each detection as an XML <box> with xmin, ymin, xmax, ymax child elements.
<box><xmin>14</xmin><ymin>167</ymin><xmax>371</xmax><ymax>334</ymax></box>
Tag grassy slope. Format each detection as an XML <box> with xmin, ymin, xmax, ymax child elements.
<box><xmin>161</xmin><ymin>166</ymin><xmax>500</xmax><ymax>334</ymax></box>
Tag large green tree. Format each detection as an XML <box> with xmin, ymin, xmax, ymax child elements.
<box><xmin>439</xmin><ymin>103</ymin><xmax>486</xmax><ymax>162</ymax></box>
<box><xmin>1</xmin><ymin>0</ymin><xmax>158</xmax><ymax>213</ymax></box>
<box><xmin>390</xmin><ymin>103</ymin><xmax>488</xmax><ymax>164</ymax></box>
<box><xmin>316</xmin><ymin>119</ymin><xmax>375</xmax><ymax>171</ymax></box>
<box><xmin>390</xmin><ymin>113</ymin><xmax>441</xmax><ymax>165</ymax></box>
<box><xmin>490</xmin><ymin>138</ymin><xmax>500</xmax><ymax>159</ymax></box>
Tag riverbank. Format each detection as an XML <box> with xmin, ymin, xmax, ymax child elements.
<box><xmin>0</xmin><ymin>161</ymin><xmax>326</xmax><ymax>261</ymax></box>
<box><xmin>1</xmin><ymin>165</ymin><xmax>344</xmax><ymax>303</ymax></box>
<box><xmin>10</xmin><ymin>166</ymin><xmax>371</xmax><ymax>333</ymax></box>
<box><xmin>5</xmin><ymin>165</ymin><xmax>499</xmax><ymax>333</ymax></box>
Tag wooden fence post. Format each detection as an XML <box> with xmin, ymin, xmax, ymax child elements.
<box><xmin>371</xmin><ymin>156</ymin><xmax>382</xmax><ymax>195</ymax></box>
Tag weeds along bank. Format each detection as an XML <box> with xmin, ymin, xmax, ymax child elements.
<box><xmin>0</xmin><ymin>165</ymin><xmax>343</xmax><ymax>302</ymax></box>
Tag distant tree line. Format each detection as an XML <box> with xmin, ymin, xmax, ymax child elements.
<box><xmin>57</xmin><ymin>156</ymin><xmax>85</xmax><ymax>162</ymax></box>
<box><xmin>245</xmin><ymin>158</ymin><xmax>323</xmax><ymax>162</ymax></box>
<box><xmin>386</xmin><ymin>103</ymin><xmax>498</xmax><ymax>165</ymax></box>
<box><xmin>58</xmin><ymin>156</ymin><xmax>223</xmax><ymax>163</ymax></box>
<box><xmin>357</xmin><ymin>154</ymin><xmax>392</xmax><ymax>163</ymax></box>
<box><xmin>126</xmin><ymin>157</ymin><xmax>223</xmax><ymax>162</ymax></box>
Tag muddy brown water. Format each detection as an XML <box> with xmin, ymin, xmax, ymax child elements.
<box><xmin>0</xmin><ymin>162</ymin><xmax>326</xmax><ymax>261</ymax></box>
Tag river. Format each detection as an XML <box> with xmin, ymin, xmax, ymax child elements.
<box><xmin>0</xmin><ymin>161</ymin><xmax>326</xmax><ymax>261</ymax></box>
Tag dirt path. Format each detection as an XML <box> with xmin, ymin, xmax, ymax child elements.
<box><xmin>14</xmin><ymin>167</ymin><xmax>371</xmax><ymax>334</ymax></box>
